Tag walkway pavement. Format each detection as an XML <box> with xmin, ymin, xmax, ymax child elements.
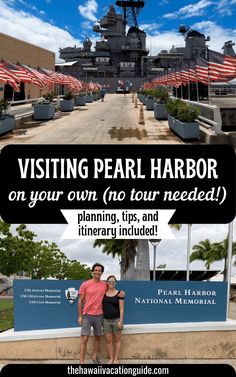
<box><xmin>0</xmin><ymin>94</ymin><xmax>185</xmax><ymax>147</ymax></box>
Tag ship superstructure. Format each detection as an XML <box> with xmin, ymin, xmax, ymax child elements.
<box><xmin>58</xmin><ymin>2</ymin><xmax>236</xmax><ymax>84</ymax></box>
<box><xmin>59</xmin><ymin>1</ymin><xmax>148</xmax><ymax>78</ymax></box>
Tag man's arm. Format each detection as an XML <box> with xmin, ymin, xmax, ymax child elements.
<box><xmin>78</xmin><ymin>294</ymin><xmax>85</xmax><ymax>326</ymax></box>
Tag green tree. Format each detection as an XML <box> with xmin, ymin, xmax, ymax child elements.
<box><xmin>64</xmin><ymin>260</ymin><xmax>92</xmax><ymax>280</ymax></box>
<box><xmin>190</xmin><ymin>239</ymin><xmax>215</xmax><ymax>270</ymax></box>
<box><xmin>94</xmin><ymin>225</ymin><xmax>181</xmax><ymax>280</ymax></box>
<box><xmin>0</xmin><ymin>222</ymin><xmax>36</xmax><ymax>276</ymax></box>
<box><xmin>191</xmin><ymin>237</ymin><xmax>236</xmax><ymax>280</ymax></box>
<box><xmin>27</xmin><ymin>241</ymin><xmax>70</xmax><ymax>279</ymax></box>
<box><xmin>0</xmin><ymin>220</ymin><xmax>91</xmax><ymax>280</ymax></box>
<box><xmin>93</xmin><ymin>239</ymin><xmax>137</xmax><ymax>279</ymax></box>
<box><xmin>209</xmin><ymin>238</ymin><xmax>236</xmax><ymax>280</ymax></box>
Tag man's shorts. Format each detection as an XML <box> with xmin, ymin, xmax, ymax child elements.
<box><xmin>81</xmin><ymin>314</ymin><xmax>103</xmax><ymax>336</ymax></box>
<box><xmin>103</xmin><ymin>318</ymin><xmax>123</xmax><ymax>334</ymax></box>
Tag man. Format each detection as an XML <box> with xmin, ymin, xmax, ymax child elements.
<box><xmin>78</xmin><ymin>263</ymin><xmax>107</xmax><ymax>364</ymax></box>
<box><xmin>100</xmin><ymin>88</ymin><xmax>106</xmax><ymax>102</ymax></box>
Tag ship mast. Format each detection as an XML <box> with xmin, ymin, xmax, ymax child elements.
<box><xmin>115</xmin><ymin>0</ymin><xmax>145</xmax><ymax>29</ymax></box>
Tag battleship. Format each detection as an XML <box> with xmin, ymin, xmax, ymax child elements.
<box><xmin>57</xmin><ymin>0</ymin><xmax>236</xmax><ymax>85</ymax></box>
<box><xmin>59</xmin><ymin>1</ymin><xmax>148</xmax><ymax>78</ymax></box>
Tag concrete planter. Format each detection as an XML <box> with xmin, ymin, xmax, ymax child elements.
<box><xmin>60</xmin><ymin>99</ymin><xmax>74</xmax><ymax>112</ymax></box>
<box><xmin>0</xmin><ymin>115</ymin><xmax>16</xmax><ymax>135</ymax></box>
<box><xmin>142</xmin><ymin>96</ymin><xmax>147</xmax><ymax>105</ymax></box>
<box><xmin>167</xmin><ymin>114</ymin><xmax>175</xmax><ymax>129</ymax></box>
<box><xmin>139</xmin><ymin>94</ymin><xmax>144</xmax><ymax>102</ymax></box>
<box><xmin>146</xmin><ymin>97</ymin><xmax>155</xmax><ymax>110</ymax></box>
<box><xmin>154</xmin><ymin>103</ymin><xmax>168</xmax><ymax>120</ymax></box>
<box><xmin>75</xmin><ymin>96</ymin><xmax>86</xmax><ymax>106</ymax></box>
<box><xmin>34</xmin><ymin>103</ymin><xmax>55</xmax><ymax>120</ymax></box>
<box><xmin>169</xmin><ymin>117</ymin><xmax>200</xmax><ymax>139</ymax></box>
<box><xmin>85</xmin><ymin>94</ymin><xmax>93</xmax><ymax>103</ymax></box>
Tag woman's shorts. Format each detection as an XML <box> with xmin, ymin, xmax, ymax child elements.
<box><xmin>103</xmin><ymin>318</ymin><xmax>123</xmax><ymax>334</ymax></box>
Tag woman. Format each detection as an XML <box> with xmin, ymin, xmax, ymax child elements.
<box><xmin>102</xmin><ymin>275</ymin><xmax>125</xmax><ymax>364</ymax></box>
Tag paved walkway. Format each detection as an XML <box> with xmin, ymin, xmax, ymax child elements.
<box><xmin>0</xmin><ymin>94</ymin><xmax>184</xmax><ymax>147</ymax></box>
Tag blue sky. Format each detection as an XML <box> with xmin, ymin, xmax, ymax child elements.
<box><xmin>0</xmin><ymin>0</ymin><xmax>236</xmax><ymax>60</ymax></box>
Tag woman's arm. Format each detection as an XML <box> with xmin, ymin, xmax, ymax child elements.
<box><xmin>117</xmin><ymin>290</ymin><xmax>125</xmax><ymax>328</ymax></box>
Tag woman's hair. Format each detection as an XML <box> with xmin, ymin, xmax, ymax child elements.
<box><xmin>107</xmin><ymin>275</ymin><xmax>117</xmax><ymax>281</ymax></box>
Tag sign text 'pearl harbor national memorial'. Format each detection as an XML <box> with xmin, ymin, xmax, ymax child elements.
<box><xmin>14</xmin><ymin>280</ymin><xmax>227</xmax><ymax>331</ymax></box>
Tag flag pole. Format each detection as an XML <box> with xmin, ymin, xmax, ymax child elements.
<box><xmin>196</xmin><ymin>80</ymin><xmax>199</xmax><ymax>102</ymax></box>
<box><xmin>206</xmin><ymin>48</ymin><xmax>211</xmax><ymax>104</ymax></box>
<box><xmin>193</xmin><ymin>59</ymin><xmax>199</xmax><ymax>102</ymax></box>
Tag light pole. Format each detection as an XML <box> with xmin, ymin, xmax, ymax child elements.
<box><xmin>149</xmin><ymin>239</ymin><xmax>161</xmax><ymax>281</ymax></box>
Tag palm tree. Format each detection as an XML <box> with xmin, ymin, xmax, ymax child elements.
<box><xmin>190</xmin><ymin>239</ymin><xmax>215</xmax><ymax>269</ymax></box>
<box><xmin>135</xmin><ymin>239</ymin><xmax>150</xmax><ymax>280</ymax></box>
<box><xmin>191</xmin><ymin>237</ymin><xmax>236</xmax><ymax>280</ymax></box>
<box><xmin>93</xmin><ymin>239</ymin><xmax>137</xmax><ymax>279</ymax></box>
<box><xmin>94</xmin><ymin>225</ymin><xmax>182</xmax><ymax>281</ymax></box>
<box><xmin>209</xmin><ymin>238</ymin><xmax>236</xmax><ymax>280</ymax></box>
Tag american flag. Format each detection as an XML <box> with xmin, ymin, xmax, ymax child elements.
<box><xmin>208</xmin><ymin>49</ymin><xmax>236</xmax><ymax>80</ymax></box>
<box><xmin>19</xmin><ymin>64</ymin><xmax>49</xmax><ymax>88</ymax></box>
<box><xmin>0</xmin><ymin>66</ymin><xmax>20</xmax><ymax>92</ymax></box>
<box><xmin>188</xmin><ymin>61</ymin><xmax>198</xmax><ymax>82</ymax></box>
<box><xmin>175</xmin><ymin>66</ymin><xmax>183</xmax><ymax>87</ymax></box>
<box><xmin>196</xmin><ymin>56</ymin><xmax>209</xmax><ymax>85</ymax></box>
<box><xmin>39</xmin><ymin>68</ymin><xmax>66</xmax><ymax>85</ymax></box>
<box><xmin>180</xmin><ymin>63</ymin><xmax>190</xmax><ymax>85</ymax></box>
<box><xmin>1</xmin><ymin>61</ymin><xmax>32</xmax><ymax>83</ymax></box>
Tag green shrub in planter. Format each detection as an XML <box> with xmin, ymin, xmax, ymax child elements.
<box><xmin>153</xmin><ymin>88</ymin><xmax>169</xmax><ymax>120</ymax></box>
<box><xmin>61</xmin><ymin>92</ymin><xmax>74</xmax><ymax>112</ymax></box>
<box><xmin>154</xmin><ymin>88</ymin><xmax>169</xmax><ymax>104</ymax></box>
<box><xmin>167</xmin><ymin>101</ymin><xmax>200</xmax><ymax>140</ymax></box>
<box><xmin>63</xmin><ymin>92</ymin><xmax>74</xmax><ymax>100</ymax></box>
<box><xmin>43</xmin><ymin>92</ymin><xmax>54</xmax><ymax>103</ymax></box>
<box><xmin>34</xmin><ymin>92</ymin><xmax>55</xmax><ymax>120</ymax></box>
<box><xmin>176</xmin><ymin>103</ymin><xmax>200</xmax><ymax>123</ymax></box>
<box><xmin>166</xmin><ymin>99</ymin><xmax>183</xmax><ymax>117</ymax></box>
<box><xmin>92</xmin><ymin>90</ymin><xmax>99</xmax><ymax>101</ymax></box>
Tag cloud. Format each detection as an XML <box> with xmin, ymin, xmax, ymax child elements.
<box><xmin>0</xmin><ymin>0</ymin><xmax>82</xmax><ymax>62</ymax></box>
<box><xmin>192</xmin><ymin>20</ymin><xmax>236</xmax><ymax>52</ymax></box>
<box><xmin>140</xmin><ymin>23</ymin><xmax>162</xmax><ymax>33</ymax></box>
<box><xmin>145</xmin><ymin>30</ymin><xmax>185</xmax><ymax>55</ymax></box>
<box><xmin>216</xmin><ymin>0</ymin><xmax>233</xmax><ymax>15</ymax></box>
<box><xmin>78</xmin><ymin>0</ymin><xmax>98</xmax><ymax>22</ymax></box>
<box><xmin>80</xmin><ymin>20</ymin><xmax>93</xmax><ymax>30</ymax></box>
<box><xmin>145</xmin><ymin>20</ymin><xmax>236</xmax><ymax>56</ymax></box>
<box><xmin>20</xmin><ymin>222</ymin><xmax>236</xmax><ymax>281</ymax></box>
<box><xmin>164</xmin><ymin>0</ymin><xmax>214</xmax><ymax>19</ymax></box>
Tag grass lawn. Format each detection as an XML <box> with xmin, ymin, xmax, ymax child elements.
<box><xmin>0</xmin><ymin>298</ymin><xmax>14</xmax><ymax>332</ymax></box>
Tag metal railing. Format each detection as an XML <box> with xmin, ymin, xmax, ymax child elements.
<box><xmin>178</xmin><ymin>98</ymin><xmax>223</xmax><ymax>134</ymax></box>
